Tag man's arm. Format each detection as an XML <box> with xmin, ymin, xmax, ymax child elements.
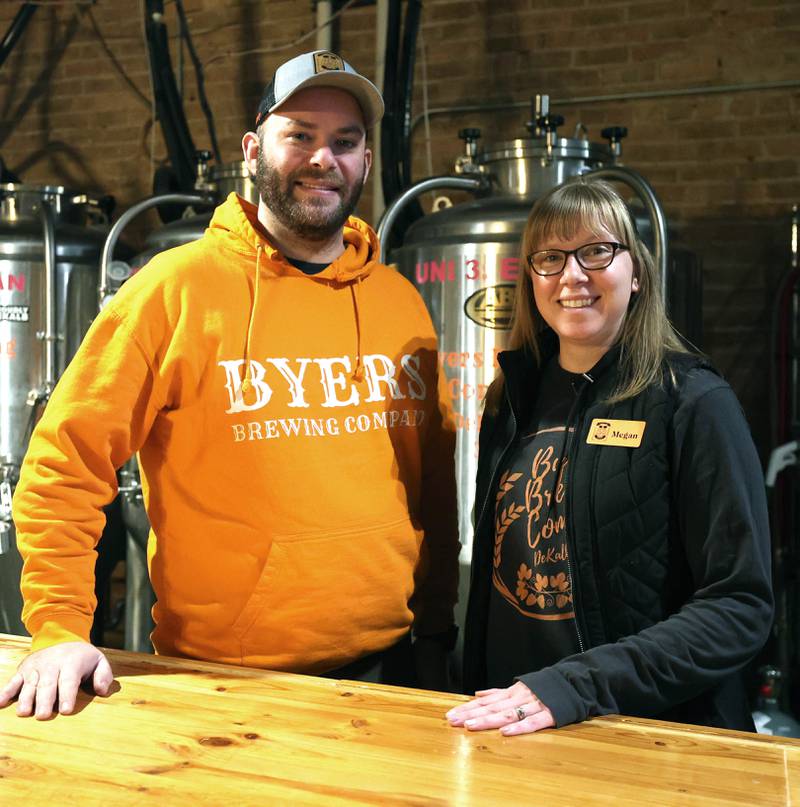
<box><xmin>5</xmin><ymin>299</ymin><xmax>165</xmax><ymax>717</ymax></box>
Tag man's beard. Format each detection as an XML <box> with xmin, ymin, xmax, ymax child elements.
<box><xmin>255</xmin><ymin>148</ymin><xmax>365</xmax><ymax>241</ymax></box>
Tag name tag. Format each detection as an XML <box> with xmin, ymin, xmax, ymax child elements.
<box><xmin>586</xmin><ymin>418</ymin><xmax>646</xmax><ymax>448</ymax></box>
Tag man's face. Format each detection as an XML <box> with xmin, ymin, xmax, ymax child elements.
<box><xmin>249</xmin><ymin>87</ymin><xmax>372</xmax><ymax>241</ymax></box>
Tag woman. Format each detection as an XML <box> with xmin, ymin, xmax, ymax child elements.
<box><xmin>446</xmin><ymin>177</ymin><xmax>773</xmax><ymax>736</ymax></box>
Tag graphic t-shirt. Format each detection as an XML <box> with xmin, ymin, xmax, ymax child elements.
<box><xmin>485</xmin><ymin>357</ymin><xmax>586</xmax><ymax>688</ymax></box>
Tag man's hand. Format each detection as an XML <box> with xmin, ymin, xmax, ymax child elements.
<box><xmin>0</xmin><ymin>641</ymin><xmax>113</xmax><ymax>719</ymax></box>
<box><xmin>445</xmin><ymin>680</ymin><xmax>555</xmax><ymax>735</ymax></box>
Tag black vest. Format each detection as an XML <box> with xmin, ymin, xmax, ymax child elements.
<box><xmin>463</xmin><ymin>343</ymin><xmax>757</xmax><ymax>729</ymax></box>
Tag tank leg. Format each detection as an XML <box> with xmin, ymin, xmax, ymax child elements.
<box><xmin>124</xmin><ymin>530</ymin><xmax>156</xmax><ymax>653</ymax></box>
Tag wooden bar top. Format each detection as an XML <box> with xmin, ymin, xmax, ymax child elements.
<box><xmin>1</xmin><ymin>633</ymin><xmax>798</xmax><ymax>805</ymax></box>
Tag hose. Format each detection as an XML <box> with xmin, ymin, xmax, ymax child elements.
<box><xmin>174</xmin><ymin>0</ymin><xmax>222</xmax><ymax>164</ymax></box>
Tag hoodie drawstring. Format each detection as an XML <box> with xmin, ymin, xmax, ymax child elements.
<box><xmin>350</xmin><ymin>275</ymin><xmax>364</xmax><ymax>382</ymax></box>
<box><xmin>241</xmin><ymin>244</ymin><xmax>263</xmax><ymax>394</ymax></box>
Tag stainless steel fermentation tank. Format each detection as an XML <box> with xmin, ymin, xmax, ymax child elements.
<box><xmin>102</xmin><ymin>160</ymin><xmax>258</xmax><ymax>651</ymax></box>
<box><xmin>380</xmin><ymin>99</ymin><xmax>700</xmax><ymax>564</ymax></box>
<box><xmin>102</xmin><ymin>160</ymin><xmax>257</xmax><ymax>296</ymax></box>
<box><xmin>0</xmin><ymin>185</ymin><xmax>107</xmax><ymax>633</ymax></box>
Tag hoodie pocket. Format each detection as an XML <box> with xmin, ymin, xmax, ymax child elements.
<box><xmin>230</xmin><ymin>518</ymin><xmax>423</xmax><ymax>671</ymax></box>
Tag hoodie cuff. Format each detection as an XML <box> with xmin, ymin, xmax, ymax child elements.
<box><xmin>29</xmin><ymin>615</ymin><xmax>93</xmax><ymax>652</ymax></box>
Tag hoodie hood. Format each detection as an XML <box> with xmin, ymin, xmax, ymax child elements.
<box><xmin>206</xmin><ymin>193</ymin><xmax>379</xmax><ymax>389</ymax></box>
<box><xmin>207</xmin><ymin>192</ymin><xmax>379</xmax><ymax>283</ymax></box>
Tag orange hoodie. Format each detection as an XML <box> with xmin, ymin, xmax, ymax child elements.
<box><xmin>13</xmin><ymin>193</ymin><xmax>460</xmax><ymax>673</ymax></box>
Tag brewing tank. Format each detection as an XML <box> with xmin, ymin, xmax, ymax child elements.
<box><xmin>0</xmin><ymin>184</ymin><xmax>107</xmax><ymax>633</ymax></box>
<box><xmin>114</xmin><ymin>160</ymin><xmax>257</xmax><ymax>283</ymax></box>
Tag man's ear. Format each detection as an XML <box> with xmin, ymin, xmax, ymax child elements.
<box><xmin>242</xmin><ymin>131</ymin><xmax>260</xmax><ymax>176</ymax></box>
<box><xmin>362</xmin><ymin>147</ymin><xmax>373</xmax><ymax>186</ymax></box>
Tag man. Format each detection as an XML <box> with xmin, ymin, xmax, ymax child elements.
<box><xmin>0</xmin><ymin>50</ymin><xmax>459</xmax><ymax>719</ymax></box>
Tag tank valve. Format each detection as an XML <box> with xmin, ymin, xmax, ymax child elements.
<box><xmin>118</xmin><ymin>464</ymin><xmax>143</xmax><ymax>506</ymax></box>
<box><xmin>0</xmin><ymin>522</ymin><xmax>10</xmax><ymax>554</ymax></box>
<box><xmin>0</xmin><ymin>465</ymin><xmax>18</xmax><ymax>555</ymax></box>
<box><xmin>455</xmin><ymin>128</ymin><xmax>482</xmax><ymax>175</ymax></box>
<box><xmin>194</xmin><ymin>150</ymin><xmax>214</xmax><ymax>192</ymax></box>
<box><xmin>26</xmin><ymin>383</ymin><xmax>54</xmax><ymax>408</ymax></box>
<box><xmin>527</xmin><ymin>94</ymin><xmax>564</xmax><ymax>165</ymax></box>
<box><xmin>528</xmin><ymin>94</ymin><xmax>550</xmax><ymax>137</ymax></box>
<box><xmin>601</xmin><ymin>126</ymin><xmax>628</xmax><ymax>159</ymax></box>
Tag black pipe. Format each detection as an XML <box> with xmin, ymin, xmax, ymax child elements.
<box><xmin>174</xmin><ymin>0</ymin><xmax>222</xmax><ymax>164</ymax></box>
<box><xmin>380</xmin><ymin>0</ymin><xmax>424</xmax><ymax>255</ymax></box>
<box><xmin>1</xmin><ymin>3</ymin><xmax>38</xmax><ymax>182</ymax></box>
<box><xmin>380</xmin><ymin>0</ymin><xmax>403</xmax><ymax>207</ymax></box>
<box><xmin>398</xmin><ymin>0</ymin><xmax>421</xmax><ymax>189</ymax></box>
<box><xmin>0</xmin><ymin>155</ymin><xmax>20</xmax><ymax>183</ymax></box>
<box><xmin>0</xmin><ymin>3</ymin><xmax>37</xmax><ymax>72</ymax></box>
<box><xmin>144</xmin><ymin>0</ymin><xmax>197</xmax><ymax>196</ymax></box>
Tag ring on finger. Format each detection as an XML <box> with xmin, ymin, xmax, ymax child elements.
<box><xmin>515</xmin><ymin>705</ymin><xmax>526</xmax><ymax>721</ymax></box>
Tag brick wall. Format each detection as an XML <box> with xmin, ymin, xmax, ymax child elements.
<box><xmin>1</xmin><ymin>0</ymin><xmax>798</xmax><ymax>455</ymax></box>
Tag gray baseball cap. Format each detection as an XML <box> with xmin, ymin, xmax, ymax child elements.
<box><xmin>255</xmin><ymin>50</ymin><xmax>384</xmax><ymax>129</ymax></box>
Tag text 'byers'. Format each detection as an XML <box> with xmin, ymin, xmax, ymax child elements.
<box><xmin>219</xmin><ymin>353</ymin><xmax>428</xmax><ymax>413</ymax></box>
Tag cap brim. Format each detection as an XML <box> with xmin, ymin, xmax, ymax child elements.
<box><xmin>269</xmin><ymin>73</ymin><xmax>384</xmax><ymax>129</ymax></box>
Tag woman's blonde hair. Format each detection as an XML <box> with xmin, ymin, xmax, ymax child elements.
<box><xmin>486</xmin><ymin>176</ymin><xmax>688</xmax><ymax>412</ymax></box>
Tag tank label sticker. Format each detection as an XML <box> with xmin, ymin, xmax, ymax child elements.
<box><xmin>0</xmin><ymin>339</ymin><xmax>16</xmax><ymax>359</ymax></box>
<box><xmin>0</xmin><ymin>305</ymin><xmax>30</xmax><ymax>322</ymax></box>
<box><xmin>415</xmin><ymin>256</ymin><xmax>520</xmax><ymax>284</ymax></box>
<box><xmin>586</xmin><ymin>418</ymin><xmax>646</xmax><ymax>448</ymax></box>
<box><xmin>0</xmin><ymin>480</ymin><xmax>12</xmax><ymax>515</ymax></box>
<box><xmin>464</xmin><ymin>284</ymin><xmax>515</xmax><ymax>330</ymax></box>
<box><xmin>0</xmin><ymin>273</ymin><xmax>26</xmax><ymax>292</ymax></box>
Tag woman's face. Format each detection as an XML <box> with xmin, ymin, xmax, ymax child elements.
<box><xmin>530</xmin><ymin>226</ymin><xmax>639</xmax><ymax>370</ymax></box>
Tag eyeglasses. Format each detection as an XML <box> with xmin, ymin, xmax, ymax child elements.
<box><xmin>527</xmin><ymin>241</ymin><xmax>629</xmax><ymax>276</ymax></box>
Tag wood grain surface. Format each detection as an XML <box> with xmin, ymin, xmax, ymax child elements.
<box><xmin>0</xmin><ymin>633</ymin><xmax>798</xmax><ymax>806</ymax></box>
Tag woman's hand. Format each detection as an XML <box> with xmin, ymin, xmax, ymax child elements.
<box><xmin>445</xmin><ymin>680</ymin><xmax>555</xmax><ymax>735</ymax></box>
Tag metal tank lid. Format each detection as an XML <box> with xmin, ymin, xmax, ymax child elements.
<box><xmin>0</xmin><ymin>182</ymin><xmax>80</xmax><ymax>195</ymax></box>
<box><xmin>207</xmin><ymin>160</ymin><xmax>258</xmax><ymax>205</ymax></box>
<box><xmin>126</xmin><ymin>213</ymin><xmax>212</xmax><ymax>273</ymax></box>
<box><xmin>0</xmin><ymin>216</ymin><xmax>106</xmax><ymax>260</ymax></box>
<box><xmin>142</xmin><ymin>213</ymin><xmax>211</xmax><ymax>252</ymax></box>
<box><xmin>208</xmin><ymin>161</ymin><xmax>250</xmax><ymax>181</ymax></box>
<box><xmin>1</xmin><ymin>183</ymin><xmax>100</xmax><ymax>225</ymax></box>
<box><xmin>480</xmin><ymin>137</ymin><xmax>614</xmax><ymax>165</ymax></box>
<box><xmin>401</xmin><ymin>196</ymin><xmax>533</xmax><ymax>245</ymax></box>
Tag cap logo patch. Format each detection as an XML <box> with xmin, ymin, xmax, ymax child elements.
<box><xmin>586</xmin><ymin>418</ymin><xmax>646</xmax><ymax>447</ymax></box>
<box><xmin>314</xmin><ymin>52</ymin><xmax>345</xmax><ymax>73</ymax></box>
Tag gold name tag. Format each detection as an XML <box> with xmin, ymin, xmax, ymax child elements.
<box><xmin>586</xmin><ymin>418</ymin><xmax>646</xmax><ymax>447</ymax></box>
